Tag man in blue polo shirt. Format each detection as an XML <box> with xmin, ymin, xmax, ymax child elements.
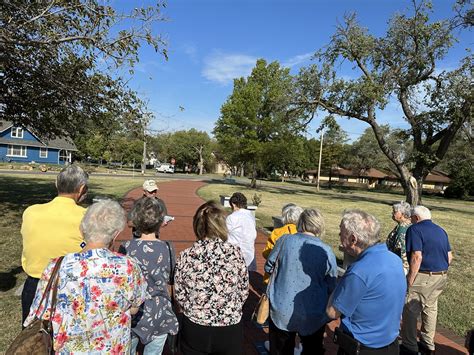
<box><xmin>327</xmin><ymin>209</ymin><xmax>406</xmax><ymax>354</ymax></box>
<box><xmin>400</xmin><ymin>206</ymin><xmax>452</xmax><ymax>355</ymax></box>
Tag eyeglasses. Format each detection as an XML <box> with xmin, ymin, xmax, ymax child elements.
<box><xmin>147</xmin><ymin>190</ymin><xmax>158</xmax><ymax>194</ymax></box>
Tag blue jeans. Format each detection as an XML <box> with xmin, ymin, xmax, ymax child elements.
<box><xmin>131</xmin><ymin>333</ymin><xmax>168</xmax><ymax>355</ymax></box>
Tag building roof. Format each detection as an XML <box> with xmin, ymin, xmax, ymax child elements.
<box><xmin>425</xmin><ymin>170</ymin><xmax>451</xmax><ymax>183</ymax></box>
<box><xmin>330</xmin><ymin>167</ymin><xmax>388</xmax><ymax>179</ymax></box>
<box><xmin>0</xmin><ymin>120</ymin><xmax>77</xmax><ymax>151</ymax></box>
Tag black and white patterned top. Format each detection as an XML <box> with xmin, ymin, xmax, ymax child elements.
<box><xmin>120</xmin><ymin>239</ymin><xmax>179</xmax><ymax>344</ymax></box>
<box><xmin>174</xmin><ymin>238</ymin><xmax>249</xmax><ymax>326</ymax></box>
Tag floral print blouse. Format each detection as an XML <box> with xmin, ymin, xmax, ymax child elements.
<box><xmin>386</xmin><ymin>222</ymin><xmax>411</xmax><ymax>273</ymax></box>
<box><xmin>174</xmin><ymin>239</ymin><xmax>249</xmax><ymax>326</ymax></box>
<box><xmin>24</xmin><ymin>248</ymin><xmax>147</xmax><ymax>354</ymax></box>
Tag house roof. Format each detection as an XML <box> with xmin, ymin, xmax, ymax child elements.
<box><xmin>425</xmin><ymin>170</ymin><xmax>451</xmax><ymax>183</ymax></box>
<box><xmin>0</xmin><ymin>120</ymin><xmax>77</xmax><ymax>151</ymax></box>
<box><xmin>330</xmin><ymin>167</ymin><xmax>388</xmax><ymax>178</ymax></box>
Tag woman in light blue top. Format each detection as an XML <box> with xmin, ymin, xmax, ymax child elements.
<box><xmin>265</xmin><ymin>209</ymin><xmax>338</xmax><ymax>355</ymax></box>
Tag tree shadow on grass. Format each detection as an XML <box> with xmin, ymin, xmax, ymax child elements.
<box><xmin>0</xmin><ymin>176</ymin><xmax>132</xmax><ymax>215</ymax></box>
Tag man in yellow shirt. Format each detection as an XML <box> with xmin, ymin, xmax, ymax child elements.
<box><xmin>21</xmin><ymin>165</ymin><xmax>88</xmax><ymax>323</ymax></box>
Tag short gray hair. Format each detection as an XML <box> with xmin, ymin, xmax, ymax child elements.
<box><xmin>282</xmin><ymin>205</ymin><xmax>304</xmax><ymax>225</ymax></box>
<box><xmin>80</xmin><ymin>200</ymin><xmax>126</xmax><ymax>244</ymax></box>
<box><xmin>341</xmin><ymin>209</ymin><xmax>381</xmax><ymax>249</ymax></box>
<box><xmin>56</xmin><ymin>165</ymin><xmax>88</xmax><ymax>194</ymax></box>
<box><xmin>129</xmin><ymin>197</ymin><xmax>164</xmax><ymax>234</ymax></box>
<box><xmin>393</xmin><ymin>201</ymin><xmax>411</xmax><ymax>219</ymax></box>
<box><xmin>411</xmin><ymin>205</ymin><xmax>431</xmax><ymax>221</ymax></box>
<box><xmin>297</xmin><ymin>209</ymin><xmax>325</xmax><ymax>236</ymax></box>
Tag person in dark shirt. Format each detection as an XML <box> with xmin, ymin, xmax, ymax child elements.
<box><xmin>400</xmin><ymin>206</ymin><xmax>453</xmax><ymax>355</ymax></box>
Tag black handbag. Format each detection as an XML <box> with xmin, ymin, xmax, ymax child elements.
<box><xmin>333</xmin><ymin>327</ymin><xmax>360</xmax><ymax>355</ymax></box>
<box><xmin>165</xmin><ymin>241</ymin><xmax>180</xmax><ymax>355</ymax></box>
<box><xmin>6</xmin><ymin>257</ymin><xmax>64</xmax><ymax>355</ymax></box>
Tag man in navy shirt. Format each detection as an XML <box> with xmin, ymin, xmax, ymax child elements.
<box><xmin>327</xmin><ymin>210</ymin><xmax>406</xmax><ymax>354</ymax></box>
<box><xmin>400</xmin><ymin>206</ymin><xmax>452</xmax><ymax>355</ymax></box>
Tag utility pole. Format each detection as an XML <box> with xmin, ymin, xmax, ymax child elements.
<box><xmin>316</xmin><ymin>129</ymin><xmax>324</xmax><ymax>191</ymax></box>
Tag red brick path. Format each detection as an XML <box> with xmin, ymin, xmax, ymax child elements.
<box><xmin>116</xmin><ymin>180</ymin><xmax>468</xmax><ymax>355</ymax></box>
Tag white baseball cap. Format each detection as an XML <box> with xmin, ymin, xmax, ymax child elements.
<box><xmin>142</xmin><ymin>180</ymin><xmax>158</xmax><ymax>192</ymax></box>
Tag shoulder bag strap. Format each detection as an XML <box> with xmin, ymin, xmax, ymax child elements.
<box><xmin>164</xmin><ymin>241</ymin><xmax>176</xmax><ymax>305</ymax></box>
<box><xmin>33</xmin><ymin>256</ymin><xmax>64</xmax><ymax>321</ymax></box>
<box><xmin>45</xmin><ymin>257</ymin><xmax>64</xmax><ymax>328</ymax></box>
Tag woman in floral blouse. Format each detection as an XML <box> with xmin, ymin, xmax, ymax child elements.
<box><xmin>24</xmin><ymin>200</ymin><xmax>147</xmax><ymax>354</ymax></box>
<box><xmin>386</xmin><ymin>201</ymin><xmax>411</xmax><ymax>274</ymax></box>
<box><xmin>121</xmin><ymin>197</ymin><xmax>179</xmax><ymax>355</ymax></box>
<box><xmin>175</xmin><ymin>201</ymin><xmax>249</xmax><ymax>355</ymax></box>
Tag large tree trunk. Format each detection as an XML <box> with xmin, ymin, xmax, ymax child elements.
<box><xmin>250</xmin><ymin>162</ymin><xmax>257</xmax><ymax>188</ymax></box>
<box><xmin>395</xmin><ymin>164</ymin><xmax>421</xmax><ymax>206</ymax></box>
<box><xmin>199</xmin><ymin>155</ymin><xmax>203</xmax><ymax>175</ymax></box>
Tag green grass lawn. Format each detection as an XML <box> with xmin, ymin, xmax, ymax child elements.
<box><xmin>197</xmin><ymin>180</ymin><xmax>474</xmax><ymax>337</ymax></box>
<box><xmin>0</xmin><ymin>173</ymin><xmax>145</xmax><ymax>351</ymax></box>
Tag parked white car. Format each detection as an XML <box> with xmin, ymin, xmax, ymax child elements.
<box><xmin>156</xmin><ymin>163</ymin><xmax>175</xmax><ymax>173</ymax></box>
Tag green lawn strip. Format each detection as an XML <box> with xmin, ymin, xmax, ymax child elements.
<box><xmin>197</xmin><ymin>181</ymin><xmax>474</xmax><ymax>336</ymax></box>
<box><xmin>0</xmin><ymin>174</ymin><xmax>146</xmax><ymax>351</ymax></box>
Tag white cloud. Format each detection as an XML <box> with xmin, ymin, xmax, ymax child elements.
<box><xmin>181</xmin><ymin>44</ymin><xmax>198</xmax><ymax>63</ymax></box>
<box><xmin>202</xmin><ymin>52</ymin><xmax>257</xmax><ymax>85</ymax></box>
<box><xmin>283</xmin><ymin>52</ymin><xmax>314</xmax><ymax>68</ymax></box>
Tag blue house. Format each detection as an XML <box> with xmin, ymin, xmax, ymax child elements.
<box><xmin>0</xmin><ymin>120</ymin><xmax>77</xmax><ymax>165</ymax></box>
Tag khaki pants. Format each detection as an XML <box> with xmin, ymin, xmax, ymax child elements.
<box><xmin>401</xmin><ymin>272</ymin><xmax>448</xmax><ymax>351</ymax></box>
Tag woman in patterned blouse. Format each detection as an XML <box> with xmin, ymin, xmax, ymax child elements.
<box><xmin>175</xmin><ymin>201</ymin><xmax>249</xmax><ymax>355</ymax></box>
<box><xmin>24</xmin><ymin>200</ymin><xmax>147</xmax><ymax>354</ymax></box>
<box><xmin>121</xmin><ymin>197</ymin><xmax>179</xmax><ymax>355</ymax></box>
<box><xmin>386</xmin><ymin>201</ymin><xmax>411</xmax><ymax>274</ymax></box>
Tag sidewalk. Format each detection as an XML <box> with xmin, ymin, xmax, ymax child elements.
<box><xmin>116</xmin><ymin>180</ymin><xmax>468</xmax><ymax>355</ymax></box>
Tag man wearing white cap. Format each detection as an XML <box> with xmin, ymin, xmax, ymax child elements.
<box><xmin>131</xmin><ymin>180</ymin><xmax>169</xmax><ymax>238</ymax></box>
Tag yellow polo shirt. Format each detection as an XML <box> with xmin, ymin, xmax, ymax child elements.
<box><xmin>21</xmin><ymin>196</ymin><xmax>86</xmax><ymax>278</ymax></box>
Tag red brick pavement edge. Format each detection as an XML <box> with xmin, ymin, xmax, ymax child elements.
<box><xmin>116</xmin><ymin>180</ymin><xmax>468</xmax><ymax>355</ymax></box>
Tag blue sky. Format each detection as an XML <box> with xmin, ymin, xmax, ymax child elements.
<box><xmin>117</xmin><ymin>0</ymin><xmax>471</xmax><ymax>141</ymax></box>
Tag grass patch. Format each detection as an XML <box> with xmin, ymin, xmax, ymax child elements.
<box><xmin>0</xmin><ymin>173</ymin><xmax>147</xmax><ymax>351</ymax></box>
<box><xmin>197</xmin><ymin>180</ymin><xmax>474</xmax><ymax>336</ymax></box>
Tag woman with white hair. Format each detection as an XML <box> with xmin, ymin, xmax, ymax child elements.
<box><xmin>24</xmin><ymin>200</ymin><xmax>147</xmax><ymax>354</ymax></box>
<box><xmin>262</xmin><ymin>204</ymin><xmax>304</xmax><ymax>284</ymax></box>
<box><xmin>386</xmin><ymin>201</ymin><xmax>411</xmax><ymax>274</ymax></box>
<box><xmin>265</xmin><ymin>209</ymin><xmax>338</xmax><ymax>354</ymax></box>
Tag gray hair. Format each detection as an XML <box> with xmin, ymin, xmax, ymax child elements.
<box><xmin>56</xmin><ymin>165</ymin><xmax>88</xmax><ymax>194</ymax></box>
<box><xmin>411</xmin><ymin>205</ymin><xmax>431</xmax><ymax>221</ymax></box>
<box><xmin>282</xmin><ymin>205</ymin><xmax>304</xmax><ymax>225</ymax></box>
<box><xmin>80</xmin><ymin>200</ymin><xmax>126</xmax><ymax>244</ymax></box>
<box><xmin>393</xmin><ymin>201</ymin><xmax>411</xmax><ymax>219</ymax></box>
<box><xmin>297</xmin><ymin>209</ymin><xmax>325</xmax><ymax>236</ymax></box>
<box><xmin>129</xmin><ymin>197</ymin><xmax>164</xmax><ymax>235</ymax></box>
<box><xmin>341</xmin><ymin>209</ymin><xmax>381</xmax><ymax>249</ymax></box>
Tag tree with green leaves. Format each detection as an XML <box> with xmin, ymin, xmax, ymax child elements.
<box><xmin>294</xmin><ymin>1</ymin><xmax>472</xmax><ymax>205</ymax></box>
<box><xmin>214</xmin><ymin>59</ymin><xmax>296</xmax><ymax>188</ymax></box>
<box><xmin>150</xmin><ymin>129</ymin><xmax>214</xmax><ymax>175</ymax></box>
<box><xmin>1</xmin><ymin>0</ymin><xmax>166</xmax><ymax>139</ymax></box>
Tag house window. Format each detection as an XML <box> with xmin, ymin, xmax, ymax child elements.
<box><xmin>39</xmin><ymin>148</ymin><xmax>48</xmax><ymax>158</ymax></box>
<box><xmin>7</xmin><ymin>145</ymin><xmax>27</xmax><ymax>157</ymax></box>
<box><xmin>10</xmin><ymin>127</ymin><xmax>24</xmax><ymax>138</ymax></box>
<box><xmin>59</xmin><ymin>150</ymin><xmax>70</xmax><ymax>162</ymax></box>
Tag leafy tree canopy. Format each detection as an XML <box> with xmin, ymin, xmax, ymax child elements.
<box><xmin>214</xmin><ymin>59</ymin><xmax>297</xmax><ymax>187</ymax></box>
<box><xmin>1</xmin><ymin>0</ymin><xmax>166</xmax><ymax>139</ymax></box>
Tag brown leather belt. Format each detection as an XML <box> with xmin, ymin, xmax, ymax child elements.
<box><xmin>419</xmin><ymin>270</ymin><xmax>448</xmax><ymax>275</ymax></box>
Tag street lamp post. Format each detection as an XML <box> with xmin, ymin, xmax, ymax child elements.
<box><xmin>316</xmin><ymin>129</ymin><xmax>324</xmax><ymax>191</ymax></box>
